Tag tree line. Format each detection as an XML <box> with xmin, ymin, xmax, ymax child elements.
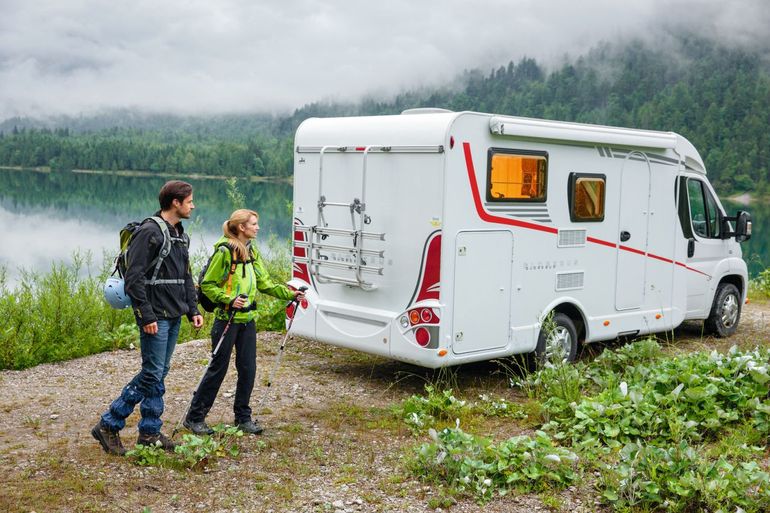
<box><xmin>1</xmin><ymin>35</ymin><xmax>768</xmax><ymax>194</ymax></box>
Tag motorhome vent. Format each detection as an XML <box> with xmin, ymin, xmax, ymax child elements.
<box><xmin>556</xmin><ymin>272</ymin><xmax>584</xmax><ymax>291</ymax></box>
<box><xmin>557</xmin><ymin>229</ymin><xmax>587</xmax><ymax>247</ymax></box>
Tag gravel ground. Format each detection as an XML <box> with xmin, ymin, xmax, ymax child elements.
<box><xmin>1</xmin><ymin>300</ymin><xmax>768</xmax><ymax>513</ymax></box>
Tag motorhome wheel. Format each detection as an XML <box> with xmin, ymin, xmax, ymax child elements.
<box><xmin>704</xmin><ymin>283</ymin><xmax>741</xmax><ymax>337</ymax></box>
<box><xmin>536</xmin><ymin>312</ymin><xmax>578</xmax><ymax>364</ymax></box>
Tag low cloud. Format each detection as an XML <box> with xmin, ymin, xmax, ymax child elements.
<box><xmin>0</xmin><ymin>0</ymin><xmax>768</xmax><ymax>120</ymax></box>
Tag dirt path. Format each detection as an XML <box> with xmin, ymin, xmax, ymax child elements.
<box><xmin>1</xmin><ymin>301</ymin><xmax>769</xmax><ymax>513</ymax></box>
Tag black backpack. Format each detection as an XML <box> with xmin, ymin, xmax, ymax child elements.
<box><xmin>196</xmin><ymin>244</ymin><xmax>256</xmax><ymax>312</ymax></box>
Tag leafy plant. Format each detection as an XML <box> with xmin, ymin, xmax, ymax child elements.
<box><xmin>411</xmin><ymin>426</ymin><xmax>578</xmax><ymax>503</ymax></box>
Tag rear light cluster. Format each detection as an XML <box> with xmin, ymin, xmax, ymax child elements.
<box><xmin>399</xmin><ymin>307</ymin><xmax>440</xmax><ymax>348</ymax></box>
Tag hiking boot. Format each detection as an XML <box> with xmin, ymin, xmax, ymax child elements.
<box><xmin>91</xmin><ymin>422</ymin><xmax>126</xmax><ymax>456</ymax></box>
<box><xmin>137</xmin><ymin>431</ymin><xmax>178</xmax><ymax>452</ymax></box>
<box><xmin>236</xmin><ymin>419</ymin><xmax>264</xmax><ymax>435</ymax></box>
<box><xmin>183</xmin><ymin>418</ymin><xmax>214</xmax><ymax>435</ymax></box>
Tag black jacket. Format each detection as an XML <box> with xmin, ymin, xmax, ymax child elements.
<box><xmin>124</xmin><ymin>213</ymin><xmax>200</xmax><ymax>326</ymax></box>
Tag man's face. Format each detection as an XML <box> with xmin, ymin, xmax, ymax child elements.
<box><xmin>174</xmin><ymin>194</ymin><xmax>195</xmax><ymax>219</ymax></box>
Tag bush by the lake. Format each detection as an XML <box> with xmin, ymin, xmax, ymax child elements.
<box><xmin>0</xmin><ymin>243</ymin><xmax>290</xmax><ymax>370</ymax></box>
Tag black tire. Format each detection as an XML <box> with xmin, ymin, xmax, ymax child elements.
<box><xmin>534</xmin><ymin>312</ymin><xmax>579</xmax><ymax>365</ymax></box>
<box><xmin>704</xmin><ymin>283</ymin><xmax>742</xmax><ymax>337</ymax></box>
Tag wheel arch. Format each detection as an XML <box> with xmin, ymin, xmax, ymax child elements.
<box><xmin>540</xmin><ymin>299</ymin><xmax>588</xmax><ymax>344</ymax></box>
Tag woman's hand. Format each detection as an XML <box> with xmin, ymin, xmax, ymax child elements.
<box><xmin>231</xmin><ymin>295</ymin><xmax>248</xmax><ymax>310</ymax></box>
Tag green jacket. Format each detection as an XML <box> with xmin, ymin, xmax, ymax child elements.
<box><xmin>200</xmin><ymin>237</ymin><xmax>294</xmax><ymax>323</ymax></box>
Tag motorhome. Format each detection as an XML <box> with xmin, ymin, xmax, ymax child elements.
<box><xmin>286</xmin><ymin>109</ymin><xmax>752</xmax><ymax>368</ymax></box>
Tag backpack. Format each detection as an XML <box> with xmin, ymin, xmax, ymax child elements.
<box><xmin>104</xmin><ymin>216</ymin><xmax>188</xmax><ymax>309</ymax></box>
<box><xmin>196</xmin><ymin>243</ymin><xmax>255</xmax><ymax>312</ymax></box>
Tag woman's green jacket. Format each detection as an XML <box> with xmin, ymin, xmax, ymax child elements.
<box><xmin>200</xmin><ymin>237</ymin><xmax>294</xmax><ymax>323</ymax></box>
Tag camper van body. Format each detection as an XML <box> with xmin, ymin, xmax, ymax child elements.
<box><xmin>288</xmin><ymin>110</ymin><xmax>749</xmax><ymax>368</ymax></box>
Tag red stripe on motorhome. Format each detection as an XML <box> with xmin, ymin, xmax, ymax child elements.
<box><xmin>462</xmin><ymin>142</ymin><xmax>711</xmax><ymax>278</ymax></box>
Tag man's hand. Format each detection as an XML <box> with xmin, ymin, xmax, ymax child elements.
<box><xmin>192</xmin><ymin>315</ymin><xmax>204</xmax><ymax>329</ymax></box>
<box><xmin>142</xmin><ymin>322</ymin><xmax>158</xmax><ymax>335</ymax></box>
<box><xmin>293</xmin><ymin>289</ymin><xmax>306</xmax><ymax>301</ymax></box>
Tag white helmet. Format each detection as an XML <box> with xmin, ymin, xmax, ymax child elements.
<box><xmin>103</xmin><ymin>277</ymin><xmax>132</xmax><ymax>309</ymax></box>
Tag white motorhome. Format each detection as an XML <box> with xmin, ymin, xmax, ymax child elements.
<box><xmin>287</xmin><ymin>109</ymin><xmax>752</xmax><ymax>368</ymax></box>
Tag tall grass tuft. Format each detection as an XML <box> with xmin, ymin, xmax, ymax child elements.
<box><xmin>0</xmin><ymin>242</ymin><xmax>292</xmax><ymax>370</ymax></box>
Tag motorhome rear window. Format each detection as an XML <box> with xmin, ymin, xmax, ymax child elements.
<box><xmin>568</xmin><ymin>173</ymin><xmax>606</xmax><ymax>222</ymax></box>
<box><xmin>486</xmin><ymin>149</ymin><xmax>548</xmax><ymax>202</ymax></box>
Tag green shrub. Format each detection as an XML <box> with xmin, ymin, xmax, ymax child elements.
<box><xmin>411</xmin><ymin>427</ymin><xmax>578</xmax><ymax>502</ymax></box>
<box><xmin>0</xmin><ymin>243</ymin><xmax>292</xmax><ymax>370</ymax></box>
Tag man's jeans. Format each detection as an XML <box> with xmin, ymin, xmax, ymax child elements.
<box><xmin>101</xmin><ymin>318</ymin><xmax>181</xmax><ymax>434</ymax></box>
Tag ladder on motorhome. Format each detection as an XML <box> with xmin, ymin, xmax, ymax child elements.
<box><xmin>293</xmin><ymin>144</ymin><xmax>444</xmax><ymax>289</ymax></box>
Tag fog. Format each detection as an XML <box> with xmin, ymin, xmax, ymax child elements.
<box><xmin>1</xmin><ymin>0</ymin><xmax>768</xmax><ymax>120</ymax></box>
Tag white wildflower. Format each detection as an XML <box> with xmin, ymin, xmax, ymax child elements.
<box><xmin>619</xmin><ymin>382</ymin><xmax>628</xmax><ymax>397</ymax></box>
<box><xmin>428</xmin><ymin>428</ymin><xmax>439</xmax><ymax>443</ymax></box>
<box><xmin>671</xmin><ymin>383</ymin><xmax>684</xmax><ymax>397</ymax></box>
<box><xmin>483</xmin><ymin>478</ymin><xmax>492</xmax><ymax>487</ymax></box>
<box><xmin>544</xmin><ymin>454</ymin><xmax>562</xmax><ymax>463</ymax></box>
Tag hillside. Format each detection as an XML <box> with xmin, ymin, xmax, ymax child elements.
<box><xmin>1</xmin><ymin>36</ymin><xmax>769</xmax><ymax>194</ymax></box>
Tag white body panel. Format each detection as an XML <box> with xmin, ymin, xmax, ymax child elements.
<box><xmin>289</xmin><ymin>111</ymin><xmax>748</xmax><ymax>368</ymax></box>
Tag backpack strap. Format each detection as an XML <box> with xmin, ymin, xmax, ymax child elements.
<box><xmin>146</xmin><ymin>216</ymin><xmax>185</xmax><ymax>286</ymax></box>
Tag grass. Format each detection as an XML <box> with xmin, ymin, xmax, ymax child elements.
<box><xmin>0</xmin><ymin>238</ymin><xmax>290</xmax><ymax>370</ymax></box>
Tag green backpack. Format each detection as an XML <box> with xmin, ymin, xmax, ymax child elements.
<box><xmin>113</xmin><ymin>216</ymin><xmax>188</xmax><ymax>285</ymax></box>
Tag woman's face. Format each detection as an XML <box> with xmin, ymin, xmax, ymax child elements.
<box><xmin>240</xmin><ymin>215</ymin><xmax>259</xmax><ymax>239</ymax></box>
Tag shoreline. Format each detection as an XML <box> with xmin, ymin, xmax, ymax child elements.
<box><xmin>0</xmin><ymin>165</ymin><xmax>292</xmax><ymax>183</ymax></box>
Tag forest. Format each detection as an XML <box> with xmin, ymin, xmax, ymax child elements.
<box><xmin>1</xmin><ymin>36</ymin><xmax>768</xmax><ymax>194</ymax></box>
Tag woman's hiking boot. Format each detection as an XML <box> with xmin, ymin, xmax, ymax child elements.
<box><xmin>183</xmin><ymin>418</ymin><xmax>214</xmax><ymax>435</ymax></box>
<box><xmin>236</xmin><ymin>419</ymin><xmax>264</xmax><ymax>435</ymax></box>
<box><xmin>137</xmin><ymin>432</ymin><xmax>178</xmax><ymax>452</ymax></box>
<box><xmin>91</xmin><ymin>422</ymin><xmax>127</xmax><ymax>456</ymax></box>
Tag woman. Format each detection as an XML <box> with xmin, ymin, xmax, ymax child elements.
<box><xmin>183</xmin><ymin>209</ymin><xmax>303</xmax><ymax>435</ymax></box>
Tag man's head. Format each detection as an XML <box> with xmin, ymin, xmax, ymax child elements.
<box><xmin>159</xmin><ymin>180</ymin><xmax>194</xmax><ymax>219</ymax></box>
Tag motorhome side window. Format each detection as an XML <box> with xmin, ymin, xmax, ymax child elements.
<box><xmin>568</xmin><ymin>173</ymin><xmax>605</xmax><ymax>222</ymax></box>
<box><xmin>686</xmin><ymin>178</ymin><xmax>721</xmax><ymax>239</ymax></box>
<box><xmin>486</xmin><ymin>149</ymin><xmax>547</xmax><ymax>202</ymax></box>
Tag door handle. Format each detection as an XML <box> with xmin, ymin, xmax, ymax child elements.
<box><xmin>687</xmin><ymin>238</ymin><xmax>695</xmax><ymax>258</ymax></box>
<box><xmin>620</xmin><ymin>231</ymin><xmax>631</xmax><ymax>242</ymax></box>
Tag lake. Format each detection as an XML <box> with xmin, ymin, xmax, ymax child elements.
<box><xmin>0</xmin><ymin>168</ymin><xmax>293</xmax><ymax>286</ymax></box>
<box><xmin>0</xmin><ymin>168</ymin><xmax>767</xmax><ymax>286</ymax></box>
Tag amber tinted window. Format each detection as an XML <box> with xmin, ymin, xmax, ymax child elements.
<box><xmin>570</xmin><ymin>175</ymin><xmax>606</xmax><ymax>222</ymax></box>
<box><xmin>487</xmin><ymin>150</ymin><xmax>547</xmax><ymax>202</ymax></box>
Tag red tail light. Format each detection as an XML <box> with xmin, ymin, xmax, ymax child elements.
<box><xmin>415</xmin><ymin>327</ymin><xmax>430</xmax><ymax>347</ymax></box>
<box><xmin>420</xmin><ymin>308</ymin><xmax>432</xmax><ymax>323</ymax></box>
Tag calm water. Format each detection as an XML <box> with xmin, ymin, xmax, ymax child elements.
<box><xmin>0</xmin><ymin>169</ymin><xmax>293</xmax><ymax>286</ymax></box>
<box><xmin>0</xmin><ymin>169</ymin><xmax>767</xmax><ymax>286</ymax></box>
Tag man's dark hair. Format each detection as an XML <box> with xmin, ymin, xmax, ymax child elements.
<box><xmin>159</xmin><ymin>180</ymin><xmax>193</xmax><ymax>210</ymax></box>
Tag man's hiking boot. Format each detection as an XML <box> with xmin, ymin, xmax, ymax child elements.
<box><xmin>91</xmin><ymin>422</ymin><xmax>126</xmax><ymax>456</ymax></box>
<box><xmin>137</xmin><ymin>432</ymin><xmax>178</xmax><ymax>452</ymax></box>
<box><xmin>236</xmin><ymin>419</ymin><xmax>264</xmax><ymax>435</ymax></box>
<box><xmin>183</xmin><ymin>418</ymin><xmax>214</xmax><ymax>435</ymax></box>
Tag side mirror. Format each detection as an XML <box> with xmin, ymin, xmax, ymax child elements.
<box><xmin>735</xmin><ymin>210</ymin><xmax>752</xmax><ymax>243</ymax></box>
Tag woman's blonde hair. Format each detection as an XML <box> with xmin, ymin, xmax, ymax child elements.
<box><xmin>222</xmin><ymin>209</ymin><xmax>259</xmax><ymax>261</ymax></box>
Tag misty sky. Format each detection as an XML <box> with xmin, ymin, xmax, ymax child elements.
<box><xmin>1</xmin><ymin>0</ymin><xmax>768</xmax><ymax>121</ymax></box>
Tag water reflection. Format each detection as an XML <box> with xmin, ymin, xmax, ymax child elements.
<box><xmin>0</xmin><ymin>169</ymin><xmax>293</xmax><ymax>286</ymax></box>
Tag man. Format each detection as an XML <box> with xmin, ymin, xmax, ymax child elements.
<box><xmin>92</xmin><ymin>180</ymin><xmax>204</xmax><ymax>455</ymax></box>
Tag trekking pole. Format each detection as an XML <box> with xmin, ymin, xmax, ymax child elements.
<box><xmin>258</xmin><ymin>286</ymin><xmax>307</xmax><ymax>407</ymax></box>
<box><xmin>172</xmin><ymin>294</ymin><xmax>247</xmax><ymax>438</ymax></box>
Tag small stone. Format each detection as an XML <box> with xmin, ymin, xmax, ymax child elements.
<box><xmin>332</xmin><ymin>500</ymin><xmax>345</xmax><ymax>509</ymax></box>
<box><xmin>49</xmin><ymin>414</ymin><xmax>59</xmax><ymax>420</ymax></box>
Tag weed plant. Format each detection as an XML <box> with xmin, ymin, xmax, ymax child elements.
<box><xmin>126</xmin><ymin>424</ymin><xmax>244</xmax><ymax>471</ymax></box>
<box><xmin>403</xmin><ymin>340</ymin><xmax>770</xmax><ymax>512</ymax></box>
<box><xmin>0</xmin><ymin>241</ymin><xmax>291</xmax><ymax>370</ymax></box>
<box><xmin>749</xmin><ymin>267</ymin><xmax>770</xmax><ymax>300</ymax></box>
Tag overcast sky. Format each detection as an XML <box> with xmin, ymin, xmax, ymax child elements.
<box><xmin>0</xmin><ymin>0</ymin><xmax>768</xmax><ymax>121</ymax></box>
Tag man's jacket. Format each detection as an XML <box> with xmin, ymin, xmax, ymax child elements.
<box><xmin>124</xmin><ymin>213</ymin><xmax>200</xmax><ymax>326</ymax></box>
<box><xmin>200</xmin><ymin>236</ymin><xmax>294</xmax><ymax>323</ymax></box>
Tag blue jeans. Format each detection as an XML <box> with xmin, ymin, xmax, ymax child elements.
<box><xmin>101</xmin><ymin>318</ymin><xmax>181</xmax><ymax>434</ymax></box>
